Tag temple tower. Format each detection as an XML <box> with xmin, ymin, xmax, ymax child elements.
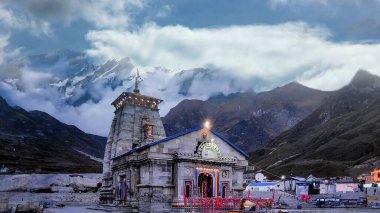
<box><xmin>100</xmin><ymin>71</ymin><xmax>166</xmax><ymax>203</ymax></box>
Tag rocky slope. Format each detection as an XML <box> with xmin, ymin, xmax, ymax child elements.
<box><xmin>163</xmin><ymin>82</ymin><xmax>331</xmax><ymax>151</ymax></box>
<box><xmin>250</xmin><ymin>70</ymin><xmax>380</xmax><ymax>177</ymax></box>
<box><xmin>0</xmin><ymin>96</ymin><xmax>106</xmax><ymax>173</ymax></box>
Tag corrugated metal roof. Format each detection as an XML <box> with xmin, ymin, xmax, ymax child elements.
<box><xmin>291</xmin><ymin>176</ymin><xmax>306</xmax><ymax>181</ymax></box>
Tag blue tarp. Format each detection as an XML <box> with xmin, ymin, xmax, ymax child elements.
<box><xmin>248</xmin><ymin>182</ymin><xmax>277</xmax><ymax>187</ymax></box>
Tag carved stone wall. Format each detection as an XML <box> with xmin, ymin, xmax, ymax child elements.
<box><xmin>101</xmin><ymin>91</ymin><xmax>166</xmax><ymax>204</ymax></box>
<box><xmin>112</xmin><ymin>104</ymin><xmax>166</xmax><ymax>157</ymax></box>
<box><xmin>138</xmin><ymin>185</ymin><xmax>174</xmax><ymax>213</ymax></box>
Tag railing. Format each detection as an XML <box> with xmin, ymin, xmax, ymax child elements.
<box><xmin>172</xmin><ymin>197</ymin><xmax>274</xmax><ymax>212</ymax></box>
<box><xmin>173</xmin><ymin>197</ymin><xmax>241</xmax><ymax>212</ymax></box>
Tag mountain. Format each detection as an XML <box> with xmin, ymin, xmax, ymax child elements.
<box><xmin>0</xmin><ymin>49</ymin><xmax>138</xmax><ymax>106</ymax></box>
<box><xmin>0</xmin><ymin>49</ymin><xmax>251</xmax><ymax>108</ymax></box>
<box><xmin>0</xmin><ymin>96</ymin><xmax>106</xmax><ymax>173</ymax></box>
<box><xmin>0</xmin><ymin>49</ymin><xmax>96</xmax><ymax>89</ymax></box>
<box><xmin>163</xmin><ymin>82</ymin><xmax>331</xmax><ymax>151</ymax></box>
<box><xmin>26</xmin><ymin>48</ymin><xmax>97</xmax><ymax>78</ymax></box>
<box><xmin>251</xmin><ymin>70</ymin><xmax>380</xmax><ymax>177</ymax></box>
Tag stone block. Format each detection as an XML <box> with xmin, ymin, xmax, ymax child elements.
<box><xmin>0</xmin><ymin>198</ymin><xmax>8</xmax><ymax>213</ymax></box>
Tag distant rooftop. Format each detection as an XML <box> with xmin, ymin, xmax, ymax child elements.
<box><xmin>248</xmin><ymin>182</ymin><xmax>277</xmax><ymax>187</ymax></box>
<box><xmin>290</xmin><ymin>176</ymin><xmax>306</xmax><ymax>181</ymax></box>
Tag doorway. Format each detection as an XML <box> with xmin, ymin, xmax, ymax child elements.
<box><xmin>221</xmin><ymin>182</ymin><xmax>229</xmax><ymax>198</ymax></box>
<box><xmin>198</xmin><ymin>172</ymin><xmax>213</xmax><ymax>197</ymax></box>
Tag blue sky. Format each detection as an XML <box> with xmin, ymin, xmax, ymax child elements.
<box><xmin>3</xmin><ymin>0</ymin><xmax>380</xmax><ymax>55</ymax></box>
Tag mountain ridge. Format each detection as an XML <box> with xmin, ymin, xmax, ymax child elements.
<box><xmin>163</xmin><ymin>81</ymin><xmax>331</xmax><ymax>151</ymax></box>
<box><xmin>250</xmin><ymin>70</ymin><xmax>380</xmax><ymax>177</ymax></box>
<box><xmin>0</xmin><ymin>96</ymin><xmax>106</xmax><ymax>173</ymax></box>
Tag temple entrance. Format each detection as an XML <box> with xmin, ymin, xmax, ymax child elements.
<box><xmin>221</xmin><ymin>182</ymin><xmax>229</xmax><ymax>198</ymax></box>
<box><xmin>198</xmin><ymin>172</ymin><xmax>213</xmax><ymax>197</ymax></box>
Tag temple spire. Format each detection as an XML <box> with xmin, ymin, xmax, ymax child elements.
<box><xmin>133</xmin><ymin>69</ymin><xmax>142</xmax><ymax>93</ymax></box>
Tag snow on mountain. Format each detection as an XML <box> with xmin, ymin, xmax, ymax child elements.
<box><xmin>26</xmin><ymin>48</ymin><xmax>96</xmax><ymax>77</ymax></box>
<box><xmin>0</xmin><ymin>49</ymin><xmax>253</xmax><ymax>110</ymax></box>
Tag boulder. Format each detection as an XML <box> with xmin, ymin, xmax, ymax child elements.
<box><xmin>15</xmin><ymin>202</ymin><xmax>43</xmax><ymax>213</ymax></box>
<box><xmin>0</xmin><ymin>174</ymin><xmax>102</xmax><ymax>192</ymax></box>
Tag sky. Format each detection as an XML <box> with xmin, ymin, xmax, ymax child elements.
<box><xmin>1</xmin><ymin>0</ymin><xmax>380</xmax><ymax>136</ymax></box>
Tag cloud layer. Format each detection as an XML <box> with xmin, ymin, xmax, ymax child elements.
<box><xmin>86</xmin><ymin>22</ymin><xmax>380</xmax><ymax>91</ymax></box>
<box><xmin>1</xmin><ymin>0</ymin><xmax>380</xmax><ymax>140</ymax></box>
<box><xmin>2</xmin><ymin>21</ymin><xmax>380</xmax><ymax>137</ymax></box>
<box><xmin>0</xmin><ymin>34</ymin><xmax>20</xmax><ymax>64</ymax></box>
<box><xmin>0</xmin><ymin>55</ymin><xmax>253</xmax><ymax>136</ymax></box>
<box><xmin>0</xmin><ymin>76</ymin><xmax>119</xmax><ymax>136</ymax></box>
<box><xmin>1</xmin><ymin>0</ymin><xmax>146</xmax><ymax>36</ymax></box>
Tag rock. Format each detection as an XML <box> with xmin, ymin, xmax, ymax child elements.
<box><xmin>0</xmin><ymin>174</ymin><xmax>102</xmax><ymax>192</ymax></box>
<box><xmin>50</xmin><ymin>186</ymin><xmax>74</xmax><ymax>193</ymax></box>
<box><xmin>15</xmin><ymin>202</ymin><xmax>40</xmax><ymax>212</ymax></box>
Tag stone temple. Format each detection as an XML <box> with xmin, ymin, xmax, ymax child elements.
<box><xmin>100</xmin><ymin>74</ymin><xmax>249</xmax><ymax>212</ymax></box>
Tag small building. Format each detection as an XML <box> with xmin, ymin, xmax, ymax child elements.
<box><xmin>335</xmin><ymin>181</ymin><xmax>359</xmax><ymax>193</ymax></box>
<box><xmin>296</xmin><ymin>183</ymin><xmax>309</xmax><ymax>195</ymax></box>
<box><xmin>278</xmin><ymin>176</ymin><xmax>305</xmax><ymax>192</ymax></box>
<box><xmin>319</xmin><ymin>179</ymin><xmax>336</xmax><ymax>195</ymax></box>
<box><xmin>243</xmin><ymin>172</ymin><xmax>255</xmax><ymax>185</ymax></box>
<box><xmin>366</xmin><ymin>185</ymin><xmax>380</xmax><ymax>207</ymax></box>
<box><xmin>246</xmin><ymin>182</ymin><xmax>277</xmax><ymax>191</ymax></box>
<box><xmin>371</xmin><ymin>169</ymin><xmax>380</xmax><ymax>183</ymax></box>
<box><xmin>0</xmin><ymin>165</ymin><xmax>9</xmax><ymax>173</ymax></box>
<box><xmin>358</xmin><ymin>173</ymin><xmax>373</xmax><ymax>184</ymax></box>
<box><xmin>306</xmin><ymin>174</ymin><xmax>320</xmax><ymax>194</ymax></box>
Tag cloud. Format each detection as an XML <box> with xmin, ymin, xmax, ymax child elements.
<box><xmin>0</xmin><ymin>52</ymin><xmax>117</xmax><ymax>136</ymax></box>
<box><xmin>269</xmin><ymin>0</ymin><xmax>329</xmax><ymax>9</ymax></box>
<box><xmin>136</xmin><ymin>67</ymin><xmax>253</xmax><ymax>115</ymax></box>
<box><xmin>0</xmin><ymin>34</ymin><xmax>20</xmax><ymax>64</ymax></box>
<box><xmin>0</xmin><ymin>1</ymin><xmax>53</xmax><ymax>36</ymax></box>
<box><xmin>0</xmin><ymin>4</ymin><xmax>21</xmax><ymax>28</ymax></box>
<box><xmin>0</xmin><ymin>66</ymin><xmax>122</xmax><ymax>136</ymax></box>
<box><xmin>1</xmin><ymin>0</ymin><xmax>146</xmax><ymax>36</ymax></box>
<box><xmin>156</xmin><ymin>5</ymin><xmax>172</xmax><ymax>18</ymax></box>
<box><xmin>0</xmin><ymin>35</ymin><xmax>9</xmax><ymax>64</ymax></box>
<box><xmin>3</xmin><ymin>20</ymin><xmax>380</xmax><ymax>136</ymax></box>
<box><xmin>267</xmin><ymin>0</ymin><xmax>380</xmax><ymax>37</ymax></box>
<box><xmin>85</xmin><ymin>22</ymin><xmax>380</xmax><ymax>91</ymax></box>
<box><xmin>0</xmin><ymin>53</ymin><xmax>254</xmax><ymax>136</ymax></box>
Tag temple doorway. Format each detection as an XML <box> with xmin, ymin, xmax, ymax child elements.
<box><xmin>221</xmin><ymin>182</ymin><xmax>229</xmax><ymax>198</ymax></box>
<box><xmin>198</xmin><ymin>172</ymin><xmax>213</xmax><ymax>197</ymax></box>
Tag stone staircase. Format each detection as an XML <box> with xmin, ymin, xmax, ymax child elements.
<box><xmin>88</xmin><ymin>204</ymin><xmax>138</xmax><ymax>212</ymax></box>
<box><xmin>99</xmin><ymin>185</ymin><xmax>114</xmax><ymax>204</ymax></box>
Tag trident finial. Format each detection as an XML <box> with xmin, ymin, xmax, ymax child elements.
<box><xmin>133</xmin><ymin>68</ymin><xmax>142</xmax><ymax>93</ymax></box>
